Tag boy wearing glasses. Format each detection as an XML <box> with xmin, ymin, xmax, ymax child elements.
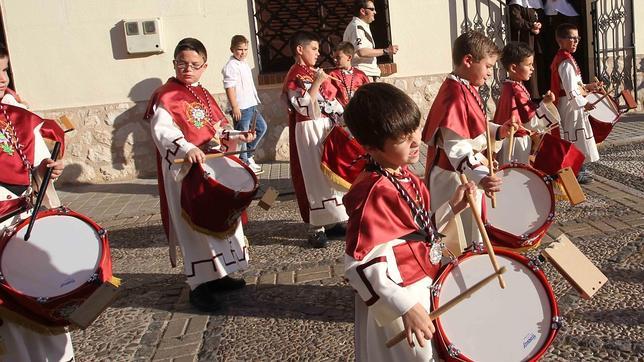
<box><xmin>146</xmin><ymin>38</ymin><xmax>255</xmax><ymax>312</ymax></box>
<box><xmin>550</xmin><ymin>23</ymin><xmax>602</xmax><ymax>184</ymax></box>
<box><xmin>343</xmin><ymin>0</ymin><xmax>398</xmax><ymax>80</ymax></box>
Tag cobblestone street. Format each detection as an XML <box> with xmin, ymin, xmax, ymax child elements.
<box><xmin>59</xmin><ymin>117</ymin><xmax>644</xmax><ymax>361</ymax></box>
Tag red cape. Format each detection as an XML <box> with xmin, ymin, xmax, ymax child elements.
<box><xmin>550</xmin><ymin>50</ymin><xmax>580</xmax><ymax>106</ymax></box>
<box><xmin>493</xmin><ymin>81</ymin><xmax>536</xmax><ymax>137</ymax></box>
<box><xmin>328</xmin><ymin>67</ymin><xmax>370</xmax><ymax>108</ymax></box>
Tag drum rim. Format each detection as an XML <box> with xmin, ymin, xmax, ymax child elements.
<box><xmin>432</xmin><ymin>248</ymin><xmax>560</xmax><ymax>362</ymax></box>
<box><xmin>198</xmin><ymin>152</ymin><xmax>259</xmax><ymax>194</ymax></box>
<box><xmin>484</xmin><ymin>163</ymin><xmax>555</xmax><ymax>248</ymax></box>
<box><xmin>586</xmin><ymin>92</ymin><xmax>620</xmax><ymax>124</ymax></box>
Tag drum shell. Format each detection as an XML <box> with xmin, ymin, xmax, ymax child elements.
<box><xmin>0</xmin><ymin>208</ymin><xmax>112</xmax><ymax>328</ymax></box>
<box><xmin>180</xmin><ymin>154</ymin><xmax>258</xmax><ymax>236</ymax></box>
<box><xmin>320</xmin><ymin>125</ymin><xmax>368</xmax><ymax>190</ymax></box>
<box><xmin>586</xmin><ymin>92</ymin><xmax>620</xmax><ymax>144</ymax></box>
<box><xmin>532</xmin><ymin>133</ymin><xmax>585</xmax><ymax>176</ymax></box>
<box><xmin>432</xmin><ymin>248</ymin><xmax>559</xmax><ymax>362</ymax></box>
<box><xmin>588</xmin><ymin>117</ymin><xmax>613</xmax><ymax>144</ymax></box>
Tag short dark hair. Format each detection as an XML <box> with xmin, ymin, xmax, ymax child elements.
<box><xmin>452</xmin><ymin>30</ymin><xmax>500</xmax><ymax>65</ymax></box>
<box><xmin>500</xmin><ymin>42</ymin><xmax>534</xmax><ymax>70</ymax></box>
<box><xmin>353</xmin><ymin>0</ymin><xmax>372</xmax><ymax>17</ymax></box>
<box><xmin>556</xmin><ymin>23</ymin><xmax>578</xmax><ymax>39</ymax></box>
<box><xmin>174</xmin><ymin>38</ymin><xmax>207</xmax><ymax>61</ymax></box>
<box><xmin>344</xmin><ymin>83</ymin><xmax>421</xmax><ymax>150</ymax></box>
<box><xmin>334</xmin><ymin>41</ymin><xmax>355</xmax><ymax>56</ymax></box>
<box><xmin>289</xmin><ymin>31</ymin><xmax>319</xmax><ymax>55</ymax></box>
<box><xmin>230</xmin><ymin>35</ymin><xmax>249</xmax><ymax>49</ymax></box>
<box><xmin>0</xmin><ymin>44</ymin><xmax>8</xmax><ymax>59</ymax></box>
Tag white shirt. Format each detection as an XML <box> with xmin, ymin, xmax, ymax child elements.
<box><xmin>509</xmin><ymin>0</ymin><xmax>543</xmax><ymax>8</ymax></box>
<box><xmin>221</xmin><ymin>56</ymin><xmax>260</xmax><ymax>110</ymax></box>
<box><xmin>343</xmin><ymin>16</ymin><xmax>380</xmax><ymax>77</ymax></box>
<box><xmin>545</xmin><ymin>0</ymin><xmax>579</xmax><ymax>16</ymax></box>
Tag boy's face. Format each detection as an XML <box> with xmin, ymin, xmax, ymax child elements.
<box><xmin>333</xmin><ymin>50</ymin><xmax>352</xmax><ymax>69</ymax></box>
<box><xmin>231</xmin><ymin>42</ymin><xmax>248</xmax><ymax>61</ymax></box>
<box><xmin>367</xmin><ymin>127</ymin><xmax>422</xmax><ymax>170</ymax></box>
<box><xmin>464</xmin><ymin>54</ymin><xmax>497</xmax><ymax>87</ymax></box>
<box><xmin>297</xmin><ymin>41</ymin><xmax>320</xmax><ymax>67</ymax></box>
<box><xmin>0</xmin><ymin>57</ymin><xmax>8</xmax><ymax>98</ymax></box>
<box><xmin>173</xmin><ymin>50</ymin><xmax>207</xmax><ymax>85</ymax></box>
<box><xmin>557</xmin><ymin>29</ymin><xmax>580</xmax><ymax>53</ymax></box>
<box><xmin>509</xmin><ymin>55</ymin><xmax>534</xmax><ymax>82</ymax></box>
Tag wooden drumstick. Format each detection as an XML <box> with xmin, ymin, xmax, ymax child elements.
<box><xmin>485</xmin><ymin>122</ymin><xmax>497</xmax><ymax>208</ymax></box>
<box><xmin>172</xmin><ymin>148</ymin><xmax>256</xmax><ymax>164</ymax></box>
<box><xmin>24</xmin><ymin>141</ymin><xmax>61</xmax><ymax>241</ymax></box>
<box><xmin>459</xmin><ymin>173</ymin><xmax>506</xmax><ymax>289</ymax></box>
<box><xmin>385</xmin><ymin>266</ymin><xmax>507</xmax><ymax>348</ymax></box>
<box><xmin>507</xmin><ymin>121</ymin><xmax>516</xmax><ymax>162</ymax></box>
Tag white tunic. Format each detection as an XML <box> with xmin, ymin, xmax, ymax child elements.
<box><xmin>556</xmin><ymin>60</ymin><xmax>599</xmax><ymax>162</ymax></box>
<box><xmin>150</xmin><ymin>104</ymin><xmax>249</xmax><ymax>290</ymax></box>
<box><xmin>0</xmin><ymin>94</ymin><xmax>75</xmax><ymax>361</ymax></box>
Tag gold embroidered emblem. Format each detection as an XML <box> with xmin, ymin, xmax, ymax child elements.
<box><xmin>186</xmin><ymin>102</ymin><xmax>209</xmax><ymax>129</ymax></box>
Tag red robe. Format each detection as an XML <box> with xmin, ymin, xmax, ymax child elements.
<box><xmin>327</xmin><ymin>67</ymin><xmax>370</xmax><ymax>108</ymax></box>
<box><xmin>493</xmin><ymin>81</ymin><xmax>536</xmax><ymax>137</ymax></box>
<box><xmin>344</xmin><ymin>168</ymin><xmax>440</xmax><ymax>283</ymax></box>
<box><xmin>550</xmin><ymin>49</ymin><xmax>581</xmax><ymax>106</ymax></box>
<box><xmin>144</xmin><ymin>77</ymin><xmax>227</xmax><ymax>239</ymax></box>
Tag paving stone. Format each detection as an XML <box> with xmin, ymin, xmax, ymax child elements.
<box><xmin>153</xmin><ymin>343</ymin><xmax>201</xmax><ymax>360</ymax></box>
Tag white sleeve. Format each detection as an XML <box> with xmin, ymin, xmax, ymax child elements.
<box><xmin>345</xmin><ymin>242</ymin><xmax>418</xmax><ymax>327</ymax></box>
<box><xmin>526</xmin><ymin>101</ymin><xmax>556</xmax><ymax>132</ymax></box>
<box><xmin>149</xmin><ymin>105</ymin><xmax>197</xmax><ymax>161</ymax></box>
<box><xmin>288</xmin><ymin>87</ymin><xmax>321</xmax><ymax>120</ymax></box>
<box><xmin>559</xmin><ymin>61</ymin><xmax>587</xmax><ymax>108</ymax></box>
<box><xmin>442</xmin><ymin>128</ymin><xmax>491</xmax><ymax>184</ymax></box>
<box><xmin>222</xmin><ymin>62</ymin><xmax>238</xmax><ymax>90</ymax></box>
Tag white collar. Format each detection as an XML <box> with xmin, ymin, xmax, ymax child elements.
<box><xmin>448</xmin><ymin>73</ymin><xmax>470</xmax><ymax>86</ymax></box>
<box><xmin>508</xmin><ymin>0</ymin><xmax>543</xmax><ymax>8</ymax></box>
<box><xmin>353</xmin><ymin>16</ymin><xmax>369</xmax><ymax>28</ymax></box>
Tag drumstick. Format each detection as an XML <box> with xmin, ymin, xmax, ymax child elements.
<box><xmin>172</xmin><ymin>148</ymin><xmax>256</xmax><ymax>164</ymax></box>
<box><xmin>385</xmin><ymin>266</ymin><xmax>507</xmax><ymax>348</ymax></box>
<box><xmin>250</xmin><ymin>109</ymin><xmax>258</xmax><ymax>134</ymax></box>
<box><xmin>589</xmin><ymin>87</ymin><xmax>614</xmax><ymax>107</ymax></box>
<box><xmin>485</xmin><ymin>122</ymin><xmax>497</xmax><ymax>208</ymax></box>
<box><xmin>507</xmin><ymin>120</ymin><xmax>516</xmax><ymax>162</ymax></box>
<box><xmin>459</xmin><ymin>173</ymin><xmax>506</xmax><ymax>289</ymax></box>
<box><xmin>24</xmin><ymin>141</ymin><xmax>61</xmax><ymax>241</ymax></box>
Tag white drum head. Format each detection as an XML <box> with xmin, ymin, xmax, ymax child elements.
<box><xmin>2</xmin><ymin>214</ymin><xmax>102</xmax><ymax>298</ymax></box>
<box><xmin>202</xmin><ymin>157</ymin><xmax>255</xmax><ymax>192</ymax></box>
<box><xmin>485</xmin><ymin>167</ymin><xmax>551</xmax><ymax>236</ymax></box>
<box><xmin>586</xmin><ymin>93</ymin><xmax>619</xmax><ymax>123</ymax></box>
<box><xmin>437</xmin><ymin>254</ymin><xmax>553</xmax><ymax>361</ymax></box>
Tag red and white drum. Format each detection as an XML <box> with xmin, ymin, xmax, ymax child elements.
<box><xmin>433</xmin><ymin>249</ymin><xmax>560</xmax><ymax>362</ymax></box>
<box><xmin>532</xmin><ymin>133</ymin><xmax>585</xmax><ymax>176</ymax></box>
<box><xmin>181</xmin><ymin>154</ymin><xmax>258</xmax><ymax>237</ymax></box>
<box><xmin>586</xmin><ymin>92</ymin><xmax>620</xmax><ymax>143</ymax></box>
<box><xmin>0</xmin><ymin>207</ymin><xmax>112</xmax><ymax>327</ymax></box>
<box><xmin>483</xmin><ymin>164</ymin><xmax>555</xmax><ymax>250</ymax></box>
<box><xmin>321</xmin><ymin>125</ymin><xmax>368</xmax><ymax>190</ymax></box>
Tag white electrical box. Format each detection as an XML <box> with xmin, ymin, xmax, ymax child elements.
<box><xmin>123</xmin><ymin>18</ymin><xmax>164</xmax><ymax>54</ymax></box>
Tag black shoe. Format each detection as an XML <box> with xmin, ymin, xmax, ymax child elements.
<box><xmin>577</xmin><ymin>173</ymin><xmax>593</xmax><ymax>184</ymax></box>
<box><xmin>189</xmin><ymin>284</ymin><xmax>222</xmax><ymax>312</ymax></box>
<box><xmin>205</xmin><ymin>276</ymin><xmax>246</xmax><ymax>292</ymax></box>
<box><xmin>325</xmin><ymin>222</ymin><xmax>347</xmax><ymax>239</ymax></box>
<box><xmin>308</xmin><ymin>230</ymin><xmax>329</xmax><ymax>248</ymax></box>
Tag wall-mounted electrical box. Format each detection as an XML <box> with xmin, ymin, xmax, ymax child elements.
<box><xmin>123</xmin><ymin>18</ymin><xmax>163</xmax><ymax>54</ymax></box>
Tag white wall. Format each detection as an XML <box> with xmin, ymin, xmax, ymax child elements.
<box><xmin>635</xmin><ymin>0</ymin><xmax>643</xmax><ymax>54</ymax></box>
<box><xmin>1</xmin><ymin>0</ymin><xmax>256</xmax><ymax>110</ymax></box>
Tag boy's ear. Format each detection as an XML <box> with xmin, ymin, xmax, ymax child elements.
<box><xmin>508</xmin><ymin>63</ymin><xmax>517</xmax><ymax>74</ymax></box>
<box><xmin>295</xmin><ymin>44</ymin><xmax>304</xmax><ymax>56</ymax></box>
<box><xmin>462</xmin><ymin>54</ymin><xmax>474</xmax><ymax>68</ymax></box>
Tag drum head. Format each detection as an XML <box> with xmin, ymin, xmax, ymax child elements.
<box><xmin>2</xmin><ymin>214</ymin><xmax>102</xmax><ymax>298</ymax></box>
<box><xmin>485</xmin><ymin>167</ymin><xmax>552</xmax><ymax>236</ymax></box>
<box><xmin>586</xmin><ymin>93</ymin><xmax>618</xmax><ymax>123</ymax></box>
<box><xmin>436</xmin><ymin>253</ymin><xmax>553</xmax><ymax>361</ymax></box>
<box><xmin>201</xmin><ymin>156</ymin><xmax>256</xmax><ymax>192</ymax></box>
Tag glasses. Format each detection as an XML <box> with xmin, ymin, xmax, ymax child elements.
<box><xmin>173</xmin><ymin>60</ymin><xmax>206</xmax><ymax>71</ymax></box>
<box><xmin>364</xmin><ymin>7</ymin><xmax>376</xmax><ymax>11</ymax></box>
<box><xmin>565</xmin><ymin>36</ymin><xmax>582</xmax><ymax>42</ymax></box>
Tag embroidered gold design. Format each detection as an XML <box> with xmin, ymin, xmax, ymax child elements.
<box><xmin>185</xmin><ymin>102</ymin><xmax>210</xmax><ymax>129</ymax></box>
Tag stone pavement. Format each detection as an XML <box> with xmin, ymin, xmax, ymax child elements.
<box><xmin>56</xmin><ymin>114</ymin><xmax>644</xmax><ymax>361</ymax></box>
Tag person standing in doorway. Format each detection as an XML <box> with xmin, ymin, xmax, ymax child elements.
<box><xmin>508</xmin><ymin>0</ymin><xmax>544</xmax><ymax>99</ymax></box>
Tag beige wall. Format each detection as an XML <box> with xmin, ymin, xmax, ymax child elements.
<box><xmin>1</xmin><ymin>0</ymin><xmax>256</xmax><ymax>110</ymax></box>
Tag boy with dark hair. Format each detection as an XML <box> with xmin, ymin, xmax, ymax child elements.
<box><xmin>328</xmin><ymin>41</ymin><xmax>370</xmax><ymax>108</ymax></box>
<box><xmin>282</xmin><ymin>31</ymin><xmax>347</xmax><ymax>248</ymax></box>
<box><xmin>146</xmin><ymin>38</ymin><xmax>255</xmax><ymax>312</ymax></box>
<box><xmin>344</xmin><ymin>82</ymin><xmax>475</xmax><ymax>361</ymax></box>
<box><xmin>494</xmin><ymin>41</ymin><xmax>556</xmax><ymax>164</ymax></box>
<box><xmin>422</xmin><ymin>30</ymin><xmax>518</xmax><ymax>247</ymax></box>
<box><xmin>550</xmin><ymin>23</ymin><xmax>601</xmax><ymax>184</ymax></box>
<box><xmin>0</xmin><ymin>44</ymin><xmax>71</xmax><ymax>361</ymax></box>
<box><xmin>222</xmin><ymin>34</ymin><xmax>267</xmax><ymax>175</ymax></box>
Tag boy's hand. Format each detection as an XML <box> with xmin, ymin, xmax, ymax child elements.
<box><xmin>449</xmin><ymin>180</ymin><xmax>476</xmax><ymax>214</ymax></box>
<box><xmin>543</xmin><ymin>90</ymin><xmax>555</xmax><ymax>104</ymax></box>
<box><xmin>238</xmin><ymin>132</ymin><xmax>256</xmax><ymax>143</ymax></box>
<box><xmin>499</xmin><ymin>117</ymin><xmax>520</xmax><ymax>138</ymax></box>
<box><xmin>402</xmin><ymin>303</ymin><xmax>434</xmax><ymax>348</ymax></box>
<box><xmin>586</xmin><ymin>81</ymin><xmax>604</xmax><ymax>93</ymax></box>
<box><xmin>531</xmin><ymin>21</ymin><xmax>542</xmax><ymax>34</ymax></box>
<box><xmin>584</xmin><ymin>102</ymin><xmax>596</xmax><ymax>111</ymax></box>
<box><xmin>39</xmin><ymin>158</ymin><xmax>65</xmax><ymax>180</ymax></box>
<box><xmin>185</xmin><ymin>148</ymin><xmax>205</xmax><ymax>164</ymax></box>
<box><xmin>232</xmin><ymin>106</ymin><xmax>242</xmax><ymax>122</ymax></box>
<box><xmin>480</xmin><ymin>174</ymin><xmax>502</xmax><ymax>194</ymax></box>
<box><xmin>313</xmin><ymin>69</ymin><xmax>330</xmax><ymax>84</ymax></box>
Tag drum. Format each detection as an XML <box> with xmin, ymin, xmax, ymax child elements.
<box><xmin>433</xmin><ymin>249</ymin><xmax>560</xmax><ymax>362</ymax></box>
<box><xmin>0</xmin><ymin>207</ymin><xmax>112</xmax><ymax>327</ymax></box>
<box><xmin>181</xmin><ymin>154</ymin><xmax>258</xmax><ymax>237</ymax></box>
<box><xmin>586</xmin><ymin>92</ymin><xmax>620</xmax><ymax>143</ymax></box>
<box><xmin>532</xmin><ymin>133</ymin><xmax>585</xmax><ymax>176</ymax></box>
<box><xmin>0</xmin><ymin>187</ymin><xmax>28</xmax><ymax>225</ymax></box>
<box><xmin>483</xmin><ymin>164</ymin><xmax>554</xmax><ymax>250</ymax></box>
<box><xmin>321</xmin><ymin>125</ymin><xmax>368</xmax><ymax>190</ymax></box>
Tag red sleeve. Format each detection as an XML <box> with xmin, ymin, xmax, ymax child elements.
<box><xmin>39</xmin><ymin>119</ymin><xmax>66</xmax><ymax>157</ymax></box>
